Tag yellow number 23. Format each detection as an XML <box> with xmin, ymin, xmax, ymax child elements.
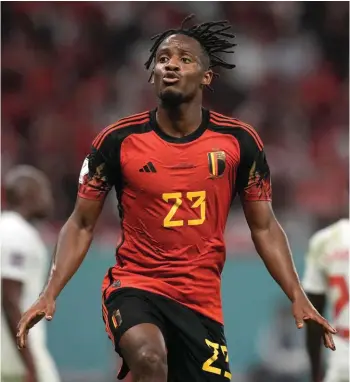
<box><xmin>202</xmin><ymin>339</ymin><xmax>231</xmax><ymax>380</ymax></box>
<box><xmin>162</xmin><ymin>191</ymin><xmax>206</xmax><ymax>228</ymax></box>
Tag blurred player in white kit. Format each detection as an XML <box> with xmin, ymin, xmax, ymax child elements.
<box><xmin>303</xmin><ymin>218</ymin><xmax>349</xmax><ymax>382</ymax></box>
<box><xmin>1</xmin><ymin>166</ymin><xmax>60</xmax><ymax>382</ymax></box>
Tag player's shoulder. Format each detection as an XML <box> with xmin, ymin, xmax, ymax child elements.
<box><xmin>310</xmin><ymin>220</ymin><xmax>347</xmax><ymax>244</ymax></box>
<box><xmin>307</xmin><ymin>219</ymin><xmax>348</xmax><ymax>259</ymax></box>
<box><xmin>335</xmin><ymin>218</ymin><xmax>350</xmax><ymax>233</ymax></box>
<box><xmin>92</xmin><ymin>110</ymin><xmax>152</xmax><ymax>149</ymax></box>
<box><xmin>1</xmin><ymin>211</ymin><xmax>26</xmax><ymax>231</ymax></box>
<box><xmin>309</xmin><ymin>225</ymin><xmax>333</xmax><ymax>249</ymax></box>
<box><xmin>0</xmin><ymin>211</ymin><xmax>37</xmax><ymax>245</ymax></box>
<box><xmin>208</xmin><ymin>109</ymin><xmax>263</xmax><ymax>150</ymax></box>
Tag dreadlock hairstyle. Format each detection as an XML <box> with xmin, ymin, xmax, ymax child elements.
<box><xmin>144</xmin><ymin>14</ymin><xmax>236</xmax><ymax>90</ymax></box>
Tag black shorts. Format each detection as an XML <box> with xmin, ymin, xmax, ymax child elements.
<box><xmin>103</xmin><ymin>287</ymin><xmax>231</xmax><ymax>382</ymax></box>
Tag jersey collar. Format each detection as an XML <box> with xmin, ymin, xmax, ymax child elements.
<box><xmin>149</xmin><ymin>108</ymin><xmax>209</xmax><ymax>144</ymax></box>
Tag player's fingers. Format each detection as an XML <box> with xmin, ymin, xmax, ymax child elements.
<box><xmin>16</xmin><ymin>311</ymin><xmax>44</xmax><ymax>349</ymax></box>
<box><xmin>45</xmin><ymin>304</ymin><xmax>55</xmax><ymax>321</ymax></box>
<box><xmin>323</xmin><ymin>331</ymin><xmax>336</xmax><ymax>351</ymax></box>
<box><xmin>295</xmin><ymin>317</ymin><xmax>304</xmax><ymax>329</ymax></box>
<box><xmin>313</xmin><ymin>314</ymin><xmax>337</xmax><ymax>334</ymax></box>
<box><xmin>16</xmin><ymin>322</ymin><xmax>29</xmax><ymax>349</ymax></box>
<box><xmin>28</xmin><ymin>311</ymin><xmax>45</xmax><ymax>328</ymax></box>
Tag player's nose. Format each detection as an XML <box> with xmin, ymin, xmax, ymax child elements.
<box><xmin>165</xmin><ymin>58</ymin><xmax>180</xmax><ymax>72</ymax></box>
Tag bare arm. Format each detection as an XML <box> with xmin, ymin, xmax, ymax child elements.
<box><xmin>242</xmin><ymin>200</ymin><xmax>336</xmax><ymax>350</ymax></box>
<box><xmin>17</xmin><ymin>197</ymin><xmax>105</xmax><ymax>349</ymax></box>
<box><xmin>233</xmin><ymin>124</ymin><xmax>335</xmax><ymax>351</ymax></box>
<box><xmin>242</xmin><ymin>200</ymin><xmax>302</xmax><ymax>301</ymax></box>
<box><xmin>43</xmin><ymin>196</ymin><xmax>104</xmax><ymax>300</ymax></box>
<box><xmin>17</xmin><ymin>130</ymin><xmax>119</xmax><ymax>349</ymax></box>
<box><xmin>306</xmin><ymin>293</ymin><xmax>326</xmax><ymax>382</ymax></box>
<box><xmin>2</xmin><ymin>278</ymin><xmax>37</xmax><ymax>374</ymax></box>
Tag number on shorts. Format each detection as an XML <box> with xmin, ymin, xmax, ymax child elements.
<box><xmin>202</xmin><ymin>339</ymin><xmax>231</xmax><ymax>380</ymax></box>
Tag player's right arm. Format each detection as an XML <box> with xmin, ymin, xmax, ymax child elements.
<box><xmin>302</xmin><ymin>232</ymin><xmax>328</xmax><ymax>382</ymax></box>
<box><xmin>42</xmin><ymin>197</ymin><xmax>104</xmax><ymax>301</ymax></box>
<box><xmin>17</xmin><ymin>132</ymin><xmax>118</xmax><ymax>350</ymax></box>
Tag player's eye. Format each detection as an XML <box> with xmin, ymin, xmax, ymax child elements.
<box><xmin>159</xmin><ymin>56</ymin><xmax>169</xmax><ymax>63</ymax></box>
<box><xmin>181</xmin><ymin>57</ymin><xmax>192</xmax><ymax>64</ymax></box>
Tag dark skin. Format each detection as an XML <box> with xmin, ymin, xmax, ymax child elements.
<box><xmin>153</xmin><ymin>34</ymin><xmax>213</xmax><ymax>137</ymax></box>
<box><xmin>17</xmin><ymin>34</ymin><xmax>336</xmax><ymax>382</ymax></box>
<box><xmin>3</xmin><ymin>170</ymin><xmax>53</xmax><ymax>382</ymax></box>
<box><xmin>243</xmin><ymin>202</ymin><xmax>335</xmax><ymax>346</ymax></box>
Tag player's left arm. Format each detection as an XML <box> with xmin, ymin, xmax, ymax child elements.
<box><xmin>236</xmin><ymin>130</ymin><xmax>336</xmax><ymax>350</ymax></box>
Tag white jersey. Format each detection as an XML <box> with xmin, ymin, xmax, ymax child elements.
<box><xmin>303</xmin><ymin>219</ymin><xmax>349</xmax><ymax>382</ymax></box>
<box><xmin>1</xmin><ymin>211</ymin><xmax>60</xmax><ymax>382</ymax></box>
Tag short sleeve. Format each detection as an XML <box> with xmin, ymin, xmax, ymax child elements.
<box><xmin>302</xmin><ymin>233</ymin><xmax>327</xmax><ymax>294</ymax></box>
<box><xmin>236</xmin><ymin>131</ymin><xmax>272</xmax><ymax>202</ymax></box>
<box><xmin>1</xmin><ymin>231</ymin><xmax>28</xmax><ymax>282</ymax></box>
<box><xmin>78</xmin><ymin>131</ymin><xmax>120</xmax><ymax>201</ymax></box>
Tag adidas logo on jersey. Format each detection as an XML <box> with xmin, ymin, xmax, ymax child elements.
<box><xmin>139</xmin><ymin>162</ymin><xmax>157</xmax><ymax>173</ymax></box>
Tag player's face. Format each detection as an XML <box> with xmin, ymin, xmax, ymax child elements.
<box><xmin>153</xmin><ymin>34</ymin><xmax>213</xmax><ymax>105</ymax></box>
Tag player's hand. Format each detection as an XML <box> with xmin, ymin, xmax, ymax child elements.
<box><xmin>292</xmin><ymin>292</ymin><xmax>337</xmax><ymax>351</ymax></box>
<box><xmin>17</xmin><ymin>294</ymin><xmax>55</xmax><ymax>350</ymax></box>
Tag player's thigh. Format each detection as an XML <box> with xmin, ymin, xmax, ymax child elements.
<box><xmin>164</xmin><ymin>305</ymin><xmax>231</xmax><ymax>381</ymax></box>
<box><xmin>103</xmin><ymin>288</ymin><xmax>168</xmax><ymax>372</ymax></box>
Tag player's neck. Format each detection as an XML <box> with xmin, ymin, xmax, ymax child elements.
<box><xmin>156</xmin><ymin>101</ymin><xmax>203</xmax><ymax>138</ymax></box>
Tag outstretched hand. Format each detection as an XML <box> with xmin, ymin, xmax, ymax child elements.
<box><xmin>17</xmin><ymin>294</ymin><xmax>56</xmax><ymax>350</ymax></box>
<box><xmin>292</xmin><ymin>293</ymin><xmax>337</xmax><ymax>351</ymax></box>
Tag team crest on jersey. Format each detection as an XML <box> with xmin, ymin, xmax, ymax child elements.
<box><xmin>208</xmin><ymin>150</ymin><xmax>226</xmax><ymax>178</ymax></box>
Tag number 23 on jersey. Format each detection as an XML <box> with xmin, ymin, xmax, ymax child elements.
<box><xmin>162</xmin><ymin>191</ymin><xmax>206</xmax><ymax>227</ymax></box>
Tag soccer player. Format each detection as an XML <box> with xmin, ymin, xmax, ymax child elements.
<box><xmin>303</xmin><ymin>219</ymin><xmax>349</xmax><ymax>382</ymax></box>
<box><xmin>1</xmin><ymin>166</ymin><xmax>60</xmax><ymax>382</ymax></box>
<box><xmin>17</xmin><ymin>16</ymin><xmax>337</xmax><ymax>382</ymax></box>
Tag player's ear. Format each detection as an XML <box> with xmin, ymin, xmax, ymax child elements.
<box><xmin>201</xmin><ymin>69</ymin><xmax>213</xmax><ymax>87</ymax></box>
<box><xmin>150</xmin><ymin>71</ymin><xmax>155</xmax><ymax>85</ymax></box>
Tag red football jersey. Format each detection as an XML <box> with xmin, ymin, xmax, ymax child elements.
<box><xmin>78</xmin><ymin>109</ymin><xmax>272</xmax><ymax>324</ymax></box>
